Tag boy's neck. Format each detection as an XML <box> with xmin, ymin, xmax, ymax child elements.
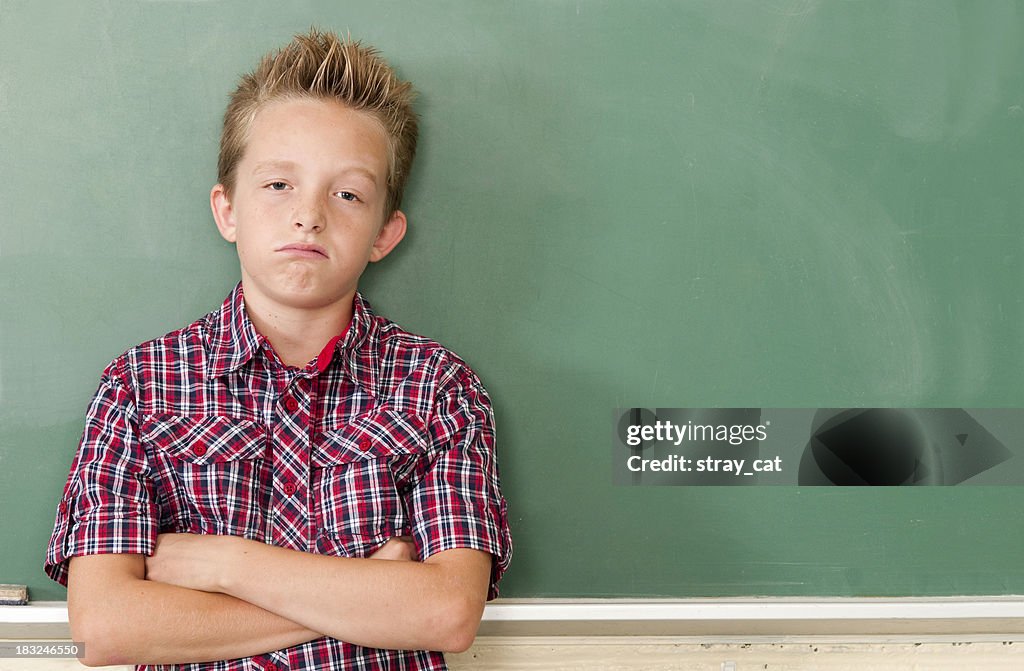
<box><xmin>240</xmin><ymin>285</ymin><xmax>354</xmax><ymax>369</ymax></box>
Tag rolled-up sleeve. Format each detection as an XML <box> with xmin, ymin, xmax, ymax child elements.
<box><xmin>407</xmin><ymin>367</ymin><xmax>512</xmax><ymax>600</ymax></box>
<box><xmin>44</xmin><ymin>361</ymin><xmax>157</xmax><ymax>587</ymax></box>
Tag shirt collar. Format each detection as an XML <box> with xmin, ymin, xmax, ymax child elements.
<box><xmin>207</xmin><ymin>282</ymin><xmax>264</xmax><ymax>377</ymax></box>
<box><xmin>314</xmin><ymin>291</ymin><xmax>373</xmax><ymax>374</ymax></box>
<box><xmin>207</xmin><ymin>282</ymin><xmax>375</xmax><ymax>378</ymax></box>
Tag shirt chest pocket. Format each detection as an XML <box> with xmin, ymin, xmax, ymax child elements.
<box><xmin>142</xmin><ymin>414</ymin><xmax>267</xmax><ymax>537</ymax></box>
<box><xmin>310</xmin><ymin>409</ymin><xmax>428</xmax><ymax>558</ymax></box>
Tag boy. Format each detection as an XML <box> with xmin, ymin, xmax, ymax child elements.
<box><xmin>44</xmin><ymin>29</ymin><xmax>511</xmax><ymax>669</ymax></box>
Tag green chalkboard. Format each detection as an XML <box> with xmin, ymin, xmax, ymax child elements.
<box><xmin>2</xmin><ymin>1</ymin><xmax>1022</xmax><ymax>601</ymax></box>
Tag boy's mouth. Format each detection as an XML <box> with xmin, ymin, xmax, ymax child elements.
<box><xmin>277</xmin><ymin>243</ymin><xmax>328</xmax><ymax>259</ymax></box>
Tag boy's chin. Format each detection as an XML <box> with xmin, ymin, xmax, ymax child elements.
<box><xmin>281</xmin><ymin>288</ymin><xmax>353</xmax><ymax>311</ymax></box>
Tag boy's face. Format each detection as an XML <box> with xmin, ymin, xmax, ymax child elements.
<box><xmin>211</xmin><ymin>98</ymin><xmax>405</xmax><ymax>313</ymax></box>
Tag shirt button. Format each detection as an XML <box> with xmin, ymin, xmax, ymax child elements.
<box><xmin>59</xmin><ymin>501</ymin><xmax>68</xmax><ymax>514</ymax></box>
<box><xmin>194</xmin><ymin>445</ymin><xmax>207</xmax><ymax>457</ymax></box>
<box><xmin>282</xmin><ymin>481</ymin><xmax>296</xmax><ymax>496</ymax></box>
<box><xmin>266</xmin><ymin>665</ymin><xmax>279</xmax><ymax>671</ymax></box>
<box><xmin>358</xmin><ymin>437</ymin><xmax>371</xmax><ymax>451</ymax></box>
<box><xmin>284</xmin><ymin>397</ymin><xmax>299</xmax><ymax>412</ymax></box>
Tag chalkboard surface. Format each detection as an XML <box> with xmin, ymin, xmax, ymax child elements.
<box><xmin>2</xmin><ymin>1</ymin><xmax>1022</xmax><ymax>601</ymax></box>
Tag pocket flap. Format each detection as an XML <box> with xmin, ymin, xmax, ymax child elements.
<box><xmin>141</xmin><ymin>414</ymin><xmax>266</xmax><ymax>464</ymax></box>
<box><xmin>313</xmin><ymin>409</ymin><xmax>427</xmax><ymax>466</ymax></box>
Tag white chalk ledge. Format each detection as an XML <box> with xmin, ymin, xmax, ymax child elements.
<box><xmin>3</xmin><ymin>597</ymin><xmax>1024</xmax><ymax>642</ymax></box>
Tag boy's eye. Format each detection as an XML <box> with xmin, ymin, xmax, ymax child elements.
<box><xmin>268</xmin><ymin>182</ymin><xmax>289</xmax><ymax>191</ymax></box>
<box><xmin>335</xmin><ymin>191</ymin><xmax>359</xmax><ymax>202</ymax></box>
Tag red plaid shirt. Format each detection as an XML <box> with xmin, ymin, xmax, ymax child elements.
<box><xmin>45</xmin><ymin>283</ymin><xmax>512</xmax><ymax>670</ymax></box>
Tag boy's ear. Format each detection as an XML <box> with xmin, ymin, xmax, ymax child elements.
<box><xmin>369</xmin><ymin>210</ymin><xmax>407</xmax><ymax>262</ymax></box>
<box><xmin>210</xmin><ymin>184</ymin><xmax>238</xmax><ymax>243</ymax></box>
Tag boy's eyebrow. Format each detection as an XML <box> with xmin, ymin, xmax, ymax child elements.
<box><xmin>251</xmin><ymin>159</ymin><xmax>299</xmax><ymax>175</ymax></box>
<box><xmin>335</xmin><ymin>165</ymin><xmax>381</xmax><ymax>185</ymax></box>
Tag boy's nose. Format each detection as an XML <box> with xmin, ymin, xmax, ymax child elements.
<box><xmin>292</xmin><ymin>198</ymin><xmax>326</xmax><ymax>232</ymax></box>
<box><xmin>293</xmin><ymin>218</ymin><xmax>324</xmax><ymax>232</ymax></box>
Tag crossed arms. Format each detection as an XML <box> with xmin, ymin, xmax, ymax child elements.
<box><xmin>68</xmin><ymin>534</ymin><xmax>491</xmax><ymax>666</ymax></box>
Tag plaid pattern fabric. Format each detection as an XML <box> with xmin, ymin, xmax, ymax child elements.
<box><xmin>45</xmin><ymin>283</ymin><xmax>512</xmax><ymax>670</ymax></box>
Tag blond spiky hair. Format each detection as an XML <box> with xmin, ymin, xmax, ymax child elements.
<box><xmin>218</xmin><ymin>29</ymin><xmax>418</xmax><ymax>214</ymax></box>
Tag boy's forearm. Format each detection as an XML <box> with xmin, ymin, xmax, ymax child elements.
<box><xmin>216</xmin><ymin>541</ymin><xmax>487</xmax><ymax>653</ymax></box>
<box><xmin>143</xmin><ymin>533</ymin><xmax>491</xmax><ymax>653</ymax></box>
<box><xmin>83</xmin><ymin>583</ymin><xmax>322</xmax><ymax>665</ymax></box>
<box><xmin>69</xmin><ymin>556</ymin><xmax>322</xmax><ymax>666</ymax></box>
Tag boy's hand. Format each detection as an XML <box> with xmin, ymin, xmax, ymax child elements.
<box><xmin>146</xmin><ymin>533</ymin><xmax>240</xmax><ymax>592</ymax></box>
